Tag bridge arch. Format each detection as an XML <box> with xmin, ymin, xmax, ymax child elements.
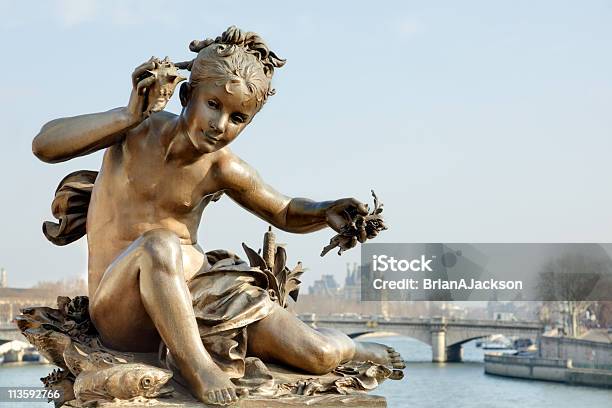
<box><xmin>299</xmin><ymin>317</ymin><xmax>543</xmax><ymax>362</ymax></box>
<box><xmin>445</xmin><ymin>327</ymin><xmax>539</xmax><ymax>348</ymax></box>
<box><xmin>347</xmin><ymin>329</ymin><xmax>432</xmax><ymax>347</ymax></box>
<box><xmin>447</xmin><ymin>334</ymin><xmax>489</xmax><ymax>347</ymax></box>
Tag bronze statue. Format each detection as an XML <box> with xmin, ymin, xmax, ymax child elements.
<box><xmin>31</xmin><ymin>26</ymin><xmax>404</xmax><ymax>406</ymax></box>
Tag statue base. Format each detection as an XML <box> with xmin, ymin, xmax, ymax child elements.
<box><xmin>83</xmin><ymin>378</ymin><xmax>387</xmax><ymax>407</ymax></box>
<box><xmin>17</xmin><ymin>296</ymin><xmax>402</xmax><ymax>407</ymax></box>
<box><xmin>72</xmin><ymin>355</ymin><xmax>389</xmax><ymax>407</ymax></box>
<box><xmin>111</xmin><ymin>395</ymin><xmax>387</xmax><ymax>407</ymax></box>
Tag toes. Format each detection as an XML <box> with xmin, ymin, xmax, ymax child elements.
<box><xmin>303</xmin><ymin>382</ymin><xmax>323</xmax><ymax>396</ymax></box>
<box><xmin>236</xmin><ymin>387</ymin><xmax>249</xmax><ymax>398</ymax></box>
<box><xmin>386</xmin><ymin>347</ymin><xmax>404</xmax><ymax>364</ymax></box>
<box><xmin>386</xmin><ymin>347</ymin><xmax>406</xmax><ymax>369</ymax></box>
<box><xmin>222</xmin><ymin>388</ymin><xmax>234</xmax><ymax>404</ymax></box>
<box><xmin>230</xmin><ymin>388</ymin><xmax>241</xmax><ymax>403</ymax></box>
<box><xmin>296</xmin><ymin>380</ymin><xmax>306</xmax><ymax>395</ymax></box>
<box><xmin>206</xmin><ymin>388</ymin><xmax>241</xmax><ymax>405</ymax></box>
<box><xmin>390</xmin><ymin>369</ymin><xmax>404</xmax><ymax>380</ymax></box>
<box><xmin>214</xmin><ymin>390</ymin><xmax>225</xmax><ymax>404</ymax></box>
<box><xmin>207</xmin><ymin>391</ymin><xmax>217</xmax><ymax>404</ymax></box>
<box><xmin>393</xmin><ymin>360</ymin><xmax>407</xmax><ymax>369</ymax></box>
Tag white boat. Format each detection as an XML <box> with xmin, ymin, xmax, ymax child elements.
<box><xmin>480</xmin><ymin>334</ymin><xmax>513</xmax><ymax>350</ymax></box>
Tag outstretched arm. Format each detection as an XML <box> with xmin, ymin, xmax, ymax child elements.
<box><xmin>32</xmin><ymin>58</ymin><xmax>159</xmax><ymax>163</ymax></box>
<box><xmin>216</xmin><ymin>154</ymin><xmax>368</xmax><ymax>234</ymax></box>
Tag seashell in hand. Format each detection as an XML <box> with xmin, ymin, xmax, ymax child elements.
<box><xmin>145</xmin><ymin>57</ymin><xmax>186</xmax><ymax>116</ymax></box>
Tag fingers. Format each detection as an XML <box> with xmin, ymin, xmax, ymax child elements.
<box><xmin>336</xmin><ymin>198</ymin><xmax>369</xmax><ymax>216</ymax></box>
<box><xmin>349</xmin><ymin>197</ymin><xmax>370</xmax><ymax>216</ymax></box>
<box><xmin>131</xmin><ymin>58</ymin><xmax>157</xmax><ymax>87</ymax></box>
<box><xmin>357</xmin><ymin>224</ymin><xmax>368</xmax><ymax>243</ymax></box>
<box><xmin>367</xmin><ymin>229</ymin><xmax>379</xmax><ymax>239</ymax></box>
<box><xmin>340</xmin><ymin>236</ymin><xmax>357</xmax><ymax>251</ymax></box>
<box><xmin>327</xmin><ymin>211</ymin><xmax>350</xmax><ymax>233</ymax></box>
<box><xmin>136</xmin><ymin>75</ymin><xmax>156</xmax><ymax>94</ymax></box>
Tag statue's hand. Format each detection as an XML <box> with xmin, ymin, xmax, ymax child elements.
<box><xmin>126</xmin><ymin>57</ymin><xmax>159</xmax><ymax>124</ymax></box>
<box><xmin>325</xmin><ymin>198</ymin><xmax>370</xmax><ymax>245</ymax></box>
<box><xmin>320</xmin><ymin>192</ymin><xmax>387</xmax><ymax>257</ymax></box>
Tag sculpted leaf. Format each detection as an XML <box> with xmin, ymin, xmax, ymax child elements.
<box><xmin>273</xmin><ymin>246</ymin><xmax>287</xmax><ymax>277</ymax></box>
<box><xmin>241</xmin><ymin>243</ymin><xmax>267</xmax><ymax>271</ymax></box>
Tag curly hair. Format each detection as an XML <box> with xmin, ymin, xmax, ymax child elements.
<box><xmin>177</xmin><ymin>26</ymin><xmax>286</xmax><ymax>109</ymax></box>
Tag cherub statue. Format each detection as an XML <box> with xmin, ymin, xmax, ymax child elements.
<box><xmin>33</xmin><ymin>26</ymin><xmax>403</xmax><ymax>406</ymax></box>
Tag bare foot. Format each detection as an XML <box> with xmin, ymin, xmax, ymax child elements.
<box><xmin>353</xmin><ymin>341</ymin><xmax>406</xmax><ymax>370</ymax></box>
<box><xmin>163</xmin><ymin>351</ymin><xmax>245</xmax><ymax>406</ymax></box>
<box><xmin>190</xmin><ymin>366</ymin><xmax>245</xmax><ymax>406</ymax></box>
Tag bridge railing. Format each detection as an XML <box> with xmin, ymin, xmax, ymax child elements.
<box><xmin>299</xmin><ymin>315</ymin><xmax>543</xmax><ymax>330</ymax></box>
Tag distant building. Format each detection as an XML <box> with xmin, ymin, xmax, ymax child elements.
<box><xmin>308</xmin><ymin>274</ymin><xmax>340</xmax><ymax>296</ymax></box>
<box><xmin>308</xmin><ymin>263</ymin><xmax>363</xmax><ymax>300</ymax></box>
<box><xmin>0</xmin><ymin>288</ymin><xmax>56</xmax><ymax>324</ymax></box>
<box><xmin>487</xmin><ymin>300</ymin><xmax>541</xmax><ymax>321</ymax></box>
<box><xmin>342</xmin><ymin>263</ymin><xmax>361</xmax><ymax>300</ymax></box>
<box><xmin>439</xmin><ymin>303</ymin><xmax>468</xmax><ymax>319</ymax></box>
<box><xmin>0</xmin><ymin>268</ymin><xmax>7</xmax><ymax>288</ymax></box>
<box><xmin>487</xmin><ymin>301</ymin><xmax>518</xmax><ymax>321</ymax></box>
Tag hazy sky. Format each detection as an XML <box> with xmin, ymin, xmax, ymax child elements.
<box><xmin>1</xmin><ymin>0</ymin><xmax>611</xmax><ymax>289</ymax></box>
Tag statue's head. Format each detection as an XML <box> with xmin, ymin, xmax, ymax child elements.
<box><xmin>178</xmin><ymin>26</ymin><xmax>285</xmax><ymax>153</ymax></box>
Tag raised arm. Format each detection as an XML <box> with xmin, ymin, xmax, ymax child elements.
<box><xmin>32</xmin><ymin>58</ymin><xmax>159</xmax><ymax>163</ymax></box>
<box><xmin>216</xmin><ymin>153</ymin><xmax>368</xmax><ymax>234</ymax></box>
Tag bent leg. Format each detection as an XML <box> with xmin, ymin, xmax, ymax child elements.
<box><xmin>90</xmin><ymin>229</ymin><xmax>239</xmax><ymax>405</ymax></box>
<box><xmin>247</xmin><ymin>304</ymin><xmax>355</xmax><ymax>375</ymax></box>
<box><xmin>247</xmin><ymin>304</ymin><xmax>405</xmax><ymax>374</ymax></box>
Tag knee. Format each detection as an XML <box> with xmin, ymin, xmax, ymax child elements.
<box><xmin>304</xmin><ymin>342</ymin><xmax>344</xmax><ymax>375</ymax></box>
<box><xmin>139</xmin><ymin>229</ymin><xmax>182</xmax><ymax>272</ymax></box>
<box><xmin>89</xmin><ymin>300</ymin><xmax>103</xmax><ymax>326</ymax></box>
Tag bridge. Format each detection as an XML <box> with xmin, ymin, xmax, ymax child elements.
<box><xmin>0</xmin><ymin>323</ymin><xmax>26</xmax><ymax>343</ymax></box>
<box><xmin>1</xmin><ymin>318</ymin><xmax>544</xmax><ymax>363</ymax></box>
<box><xmin>300</xmin><ymin>316</ymin><xmax>544</xmax><ymax>362</ymax></box>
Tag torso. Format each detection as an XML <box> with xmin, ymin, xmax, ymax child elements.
<box><xmin>86</xmin><ymin>112</ymin><xmax>224</xmax><ymax>295</ymax></box>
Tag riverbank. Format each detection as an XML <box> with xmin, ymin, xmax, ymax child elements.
<box><xmin>484</xmin><ymin>354</ymin><xmax>612</xmax><ymax>388</ymax></box>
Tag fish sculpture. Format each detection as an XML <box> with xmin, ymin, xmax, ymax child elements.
<box><xmin>17</xmin><ymin>299</ymin><xmax>174</xmax><ymax>406</ymax></box>
<box><xmin>63</xmin><ymin>341</ymin><xmax>130</xmax><ymax>375</ymax></box>
<box><xmin>73</xmin><ymin>363</ymin><xmax>174</xmax><ymax>404</ymax></box>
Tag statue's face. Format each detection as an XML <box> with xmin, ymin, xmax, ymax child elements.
<box><xmin>182</xmin><ymin>80</ymin><xmax>259</xmax><ymax>153</ymax></box>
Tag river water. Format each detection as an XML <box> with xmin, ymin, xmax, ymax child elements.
<box><xmin>0</xmin><ymin>336</ymin><xmax>610</xmax><ymax>408</ymax></box>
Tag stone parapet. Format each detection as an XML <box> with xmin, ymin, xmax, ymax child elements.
<box><xmin>484</xmin><ymin>354</ymin><xmax>612</xmax><ymax>388</ymax></box>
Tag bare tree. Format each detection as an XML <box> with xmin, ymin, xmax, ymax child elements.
<box><xmin>537</xmin><ymin>301</ymin><xmax>556</xmax><ymax>327</ymax></box>
<box><xmin>593</xmin><ymin>301</ymin><xmax>612</xmax><ymax>327</ymax></box>
<box><xmin>537</xmin><ymin>253</ymin><xmax>610</xmax><ymax>337</ymax></box>
<box><xmin>33</xmin><ymin>276</ymin><xmax>87</xmax><ymax>297</ymax></box>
